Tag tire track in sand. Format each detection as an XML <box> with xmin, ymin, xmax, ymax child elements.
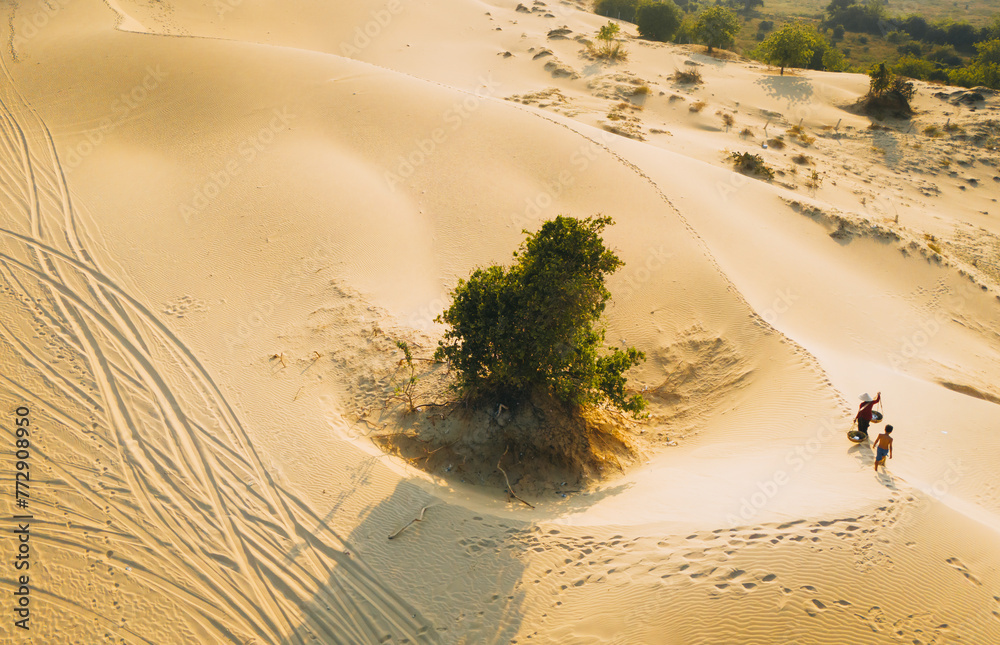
<box><xmin>0</xmin><ymin>53</ymin><xmax>435</xmax><ymax>644</ymax></box>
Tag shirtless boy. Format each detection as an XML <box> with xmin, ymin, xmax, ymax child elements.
<box><xmin>873</xmin><ymin>425</ymin><xmax>893</xmax><ymax>471</ymax></box>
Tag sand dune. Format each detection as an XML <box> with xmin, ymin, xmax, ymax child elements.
<box><xmin>2</xmin><ymin>0</ymin><xmax>999</xmax><ymax>643</ymax></box>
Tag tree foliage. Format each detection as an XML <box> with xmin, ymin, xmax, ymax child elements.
<box><xmin>860</xmin><ymin>61</ymin><xmax>915</xmax><ymax>115</ymax></box>
<box><xmin>950</xmin><ymin>39</ymin><xmax>1000</xmax><ymax>89</ymax></box>
<box><xmin>598</xmin><ymin>21</ymin><xmax>621</xmax><ymax>43</ymax></box>
<box><xmin>737</xmin><ymin>0</ymin><xmax>764</xmax><ymax>17</ymax></box>
<box><xmin>594</xmin><ymin>0</ymin><xmax>643</xmax><ymax>23</ymax></box>
<box><xmin>695</xmin><ymin>6</ymin><xmax>741</xmax><ymax>53</ymax></box>
<box><xmin>636</xmin><ymin>1</ymin><xmax>684</xmax><ymax>42</ymax></box>
<box><xmin>754</xmin><ymin>23</ymin><xmax>822</xmax><ymax>75</ymax></box>
<box><xmin>435</xmin><ymin>216</ymin><xmax>646</xmax><ymax>416</ymax></box>
<box><xmin>868</xmin><ymin>62</ymin><xmax>892</xmax><ymax>96</ymax></box>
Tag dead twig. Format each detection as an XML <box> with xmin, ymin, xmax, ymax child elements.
<box><xmin>498</xmin><ymin>446</ymin><xmax>534</xmax><ymax>509</ymax></box>
<box><xmin>388</xmin><ymin>505</ymin><xmax>432</xmax><ymax>540</ymax></box>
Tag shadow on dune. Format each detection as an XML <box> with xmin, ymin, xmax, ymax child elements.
<box><xmin>281</xmin><ymin>478</ymin><xmax>530</xmax><ymax>644</ymax></box>
<box><xmin>755</xmin><ymin>75</ymin><xmax>814</xmax><ymax>106</ymax></box>
<box><xmin>847</xmin><ymin>440</ymin><xmax>874</xmax><ymax>468</ymax></box>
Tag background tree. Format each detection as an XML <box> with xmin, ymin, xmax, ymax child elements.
<box><xmin>696</xmin><ymin>6</ymin><xmax>741</xmax><ymax>53</ymax></box>
<box><xmin>755</xmin><ymin>22</ymin><xmax>822</xmax><ymax>74</ymax></box>
<box><xmin>636</xmin><ymin>1</ymin><xmax>684</xmax><ymax>42</ymax></box>
<box><xmin>738</xmin><ymin>0</ymin><xmax>764</xmax><ymax>17</ymax></box>
<box><xmin>594</xmin><ymin>0</ymin><xmax>642</xmax><ymax>23</ymax></box>
<box><xmin>435</xmin><ymin>216</ymin><xmax>646</xmax><ymax>416</ymax></box>
<box><xmin>950</xmin><ymin>39</ymin><xmax>1000</xmax><ymax>88</ymax></box>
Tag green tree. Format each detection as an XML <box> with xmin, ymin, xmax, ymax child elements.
<box><xmin>893</xmin><ymin>55</ymin><xmax>935</xmax><ymax>80</ymax></box>
<box><xmin>598</xmin><ymin>21</ymin><xmax>621</xmax><ymax>43</ymax></box>
<box><xmin>594</xmin><ymin>21</ymin><xmax>627</xmax><ymax>60</ymax></box>
<box><xmin>754</xmin><ymin>22</ymin><xmax>822</xmax><ymax>75</ymax></box>
<box><xmin>739</xmin><ymin>0</ymin><xmax>764</xmax><ymax>16</ymax></box>
<box><xmin>435</xmin><ymin>216</ymin><xmax>647</xmax><ymax>415</ymax></box>
<box><xmin>594</xmin><ymin>0</ymin><xmax>642</xmax><ymax>23</ymax></box>
<box><xmin>695</xmin><ymin>6</ymin><xmax>741</xmax><ymax>53</ymax></box>
<box><xmin>868</xmin><ymin>62</ymin><xmax>892</xmax><ymax>96</ymax></box>
<box><xmin>949</xmin><ymin>39</ymin><xmax>1000</xmax><ymax>89</ymax></box>
<box><xmin>636</xmin><ymin>1</ymin><xmax>684</xmax><ymax>42</ymax></box>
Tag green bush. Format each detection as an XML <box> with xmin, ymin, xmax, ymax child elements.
<box><xmin>894</xmin><ymin>55</ymin><xmax>935</xmax><ymax>80</ymax></box>
<box><xmin>435</xmin><ymin>216</ymin><xmax>647</xmax><ymax>415</ymax></box>
<box><xmin>636</xmin><ymin>1</ymin><xmax>684</xmax><ymax>42</ymax></box>
<box><xmin>949</xmin><ymin>39</ymin><xmax>1000</xmax><ymax>89</ymax></box>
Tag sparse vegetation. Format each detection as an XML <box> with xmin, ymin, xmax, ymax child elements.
<box><xmin>719</xmin><ymin>112</ymin><xmax>735</xmax><ymax>127</ymax></box>
<box><xmin>392</xmin><ymin>340</ymin><xmax>420</xmax><ymax>413</ymax></box>
<box><xmin>787</xmin><ymin>125</ymin><xmax>816</xmax><ymax>146</ymax></box>
<box><xmin>672</xmin><ymin>68</ymin><xmax>704</xmax><ymax>84</ymax></box>
<box><xmin>741</xmin><ymin>127</ymin><xmax>754</xmax><ymax>137</ymax></box>
<box><xmin>593</xmin><ymin>21</ymin><xmax>628</xmax><ymax>61</ymax></box>
<box><xmin>689</xmin><ymin>100</ymin><xmax>707</xmax><ymax>112</ymax></box>
<box><xmin>768</xmin><ymin>136</ymin><xmax>786</xmax><ymax>149</ymax></box>
<box><xmin>730</xmin><ymin>151</ymin><xmax>776</xmax><ymax>179</ymax></box>
<box><xmin>924</xmin><ymin>125</ymin><xmax>942</xmax><ymax>137</ymax></box>
<box><xmin>792</xmin><ymin>153</ymin><xmax>810</xmax><ymax>164</ymax></box>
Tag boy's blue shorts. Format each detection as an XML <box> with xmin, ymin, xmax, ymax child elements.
<box><xmin>876</xmin><ymin>447</ymin><xmax>889</xmax><ymax>462</ymax></box>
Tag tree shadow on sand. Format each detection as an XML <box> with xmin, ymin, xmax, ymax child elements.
<box><xmin>755</xmin><ymin>74</ymin><xmax>814</xmax><ymax>107</ymax></box>
<box><xmin>280</xmin><ymin>477</ymin><xmax>531</xmax><ymax>644</ymax></box>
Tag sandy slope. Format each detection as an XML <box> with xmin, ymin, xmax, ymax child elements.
<box><xmin>1</xmin><ymin>0</ymin><xmax>999</xmax><ymax>643</ymax></box>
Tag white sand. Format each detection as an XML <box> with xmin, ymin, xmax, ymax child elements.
<box><xmin>1</xmin><ymin>0</ymin><xmax>999</xmax><ymax>643</ymax></box>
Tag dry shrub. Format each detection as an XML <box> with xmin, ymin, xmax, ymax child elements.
<box><xmin>672</xmin><ymin>69</ymin><xmax>703</xmax><ymax>84</ymax></box>
<box><xmin>689</xmin><ymin>101</ymin><xmax>707</xmax><ymax>113</ymax></box>
<box><xmin>730</xmin><ymin>151</ymin><xmax>775</xmax><ymax>179</ymax></box>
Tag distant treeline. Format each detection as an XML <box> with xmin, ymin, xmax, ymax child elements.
<box><xmin>824</xmin><ymin>0</ymin><xmax>997</xmax><ymax>51</ymax></box>
<box><xmin>593</xmin><ymin>0</ymin><xmax>1000</xmax><ymax>88</ymax></box>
